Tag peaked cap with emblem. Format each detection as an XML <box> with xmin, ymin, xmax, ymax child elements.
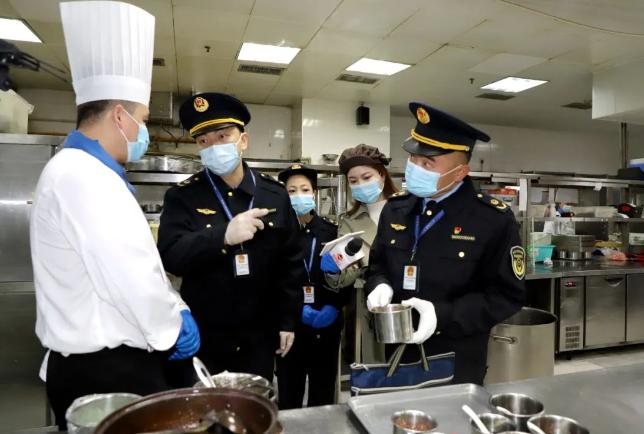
<box><xmin>278</xmin><ymin>163</ymin><xmax>319</xmax><ymax>189</ymax></box>
<box><xmin>403</xmin><ymin>102</ymin><xmax>491</xmax><ymax>157</ymax></box>
<box><xmin>179</xmin><ymin>92</ymin><xmax>251</xmax><ymax>137</ymax></box>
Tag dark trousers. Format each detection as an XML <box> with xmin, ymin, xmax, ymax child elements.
<box><xmin>165</xmin><ymin>333</ymin><xmax>277</xmax><ymax>388</ymax></box>
<box><xmin>385</xmin><ymin>333</ymin><xmax>489</xmax><ymax>385</ymax></box>
<box><xmin>276</xmin><ymin>326</ymin><xmax>341</xmax><ymax>410</ymax></box>
<box><xmin>46</xmin><ymin>346</ymin><xmax>169</xmax><ymax>430</ymax></box>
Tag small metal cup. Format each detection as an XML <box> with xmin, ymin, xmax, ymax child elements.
<box><xmin>471</xmin><ymin>412</ymin><xmax>516</xmax><ymax>434</ymax></box>
<box><xmin>392</xmin><ymin>410</ymin><xmax>438</xmax><ymax>434</ymax></box>
<box><xmin>527</xmin><ymin>414</ymin><xmax>590</xmax><ymax>434</ymax></box>
<box><xmin>66</xmin><ymin>393</ymin><xmax>141</xmax><ymax>434</ymax></box>
<box><xmin>490</xmin><ymin>393</ymin><xmax>544</xmax><ymax>431</ymax></box>
<box><xmin>372</xmin><ymin>304</ymin><xmax>413</xmax><ymax>343</ymax></box>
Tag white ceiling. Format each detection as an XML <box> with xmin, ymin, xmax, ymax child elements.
<box><xmin>5</xmin><ymin>0</ymin><xmax>644</xmax><ymax>132</ymax></box>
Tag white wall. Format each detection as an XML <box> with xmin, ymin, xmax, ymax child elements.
<box><xmin>299</xmin><ymin>98</ymin><xmax>390</xmax><ymax>165</ymax></box>
<box><xmin>390</xmin><ymin>114</ymin><xmax>621</xmax><ymax>175</ymax></box>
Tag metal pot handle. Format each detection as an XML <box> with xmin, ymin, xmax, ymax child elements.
<box><xmin>491</xmin><ymin>334</ymin><xmax>518</xmax><ymax>344</ymax></box>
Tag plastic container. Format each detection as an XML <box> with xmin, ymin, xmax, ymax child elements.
<box><xmin>531</xmin><ymin>245</ymin><xmax>555</xmax><ymax>263</ymax></box>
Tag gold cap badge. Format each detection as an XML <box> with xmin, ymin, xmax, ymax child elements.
<box><xmin>193</xmin><ymin>96</ymin><xmax>209</xmax><ymax>112</ymax></box>
<box><xmin>416</xmin><ymin>107</ymin><xmax>430</xmax><ymax>124</ymax></box>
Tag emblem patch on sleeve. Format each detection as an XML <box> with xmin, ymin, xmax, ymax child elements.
<box><xmin>510</xmin><ymin>246</ymin><xmax>526</xmax><ymax>280</ymax></box>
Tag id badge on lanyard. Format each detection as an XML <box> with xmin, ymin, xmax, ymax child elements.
<box><xmin>402</xmin><ymin>209</ymin><xmax>445</xmax><ymax>292</ymax></box>
<box><xmin>303</xmin><ymin>237</ymin><xmax>317</xmax><ymax>303</ymax></box>
<box><xmin>205</xmin><ymin>169</ymin><xmax>256</xmax><ymax>278</ymax></box>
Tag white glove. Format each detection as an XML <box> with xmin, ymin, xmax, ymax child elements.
<box><xmin>402</xmin><ymin>297</ymin><xmax>437</xmax><ymax>344</ymax></box>
<box><xmin>224</xmin><ymin>208</ymin><xmax>269</xmax><ymax>245</ymax></box>
<box><xmin>275</xmin><ymin>331</ymin><xmax>295</xmax><ymax>358</ymax></box>
<box><xmin>367</xmin><ymin>283</ymin><xmax>394</xmax><ymax>310</ymax></box>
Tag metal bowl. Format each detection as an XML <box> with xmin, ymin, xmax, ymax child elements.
<box><xmin>371</xmin><ymin>304</ymin><xmax>413</xmax><ymax>344</ymax></box>
<box><xmin>392</xmin><ymin>409</ymin><xmax>438</xmax><ymax>434</ymax></box>
<box><xmin>527</xmin><ymin>414</ymin><xmax>589</xmax><ymax>434</ymax></box>
<box><xmin>194</xmin><ymin>372</ymin><xmax>273</xmax><ymax>399</ymax></box>
<box><xmin>66</xmin><ymin>393</ymin><xmax>141</xmax><ymax>434</ymax></box>
<box><xmin>470</xmin><ymin>412</ymin><xmax>516</xmax><ymax>434</ymax></box>
<box><xmin>94</xmin><ymin>388</ymin><xmax>278</xmax><ymax>434</ymax></box>
<box><xmin>490</xmin><ymin>393</ymin><xmax>544</xmax><ymax>431</ymax></box>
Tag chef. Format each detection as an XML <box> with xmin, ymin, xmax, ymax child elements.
<box><xmin>365</xmin><ymin>102</ymin><xmax>525</xmax><ymax>385</ymax></box>
<box><xmin>30</xmin><ymin>2</ymin><xmax>199</xmax><ymax>429</ymax></box>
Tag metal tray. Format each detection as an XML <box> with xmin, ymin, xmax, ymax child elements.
<box><xmin>348</xmin><ymin>384</ymin><xmax>490</xmax><ymax>434</ymax></box>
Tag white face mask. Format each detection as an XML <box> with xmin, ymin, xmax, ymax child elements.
<box><xmin>199</xmin><ymin>136</ymin><xmax>242</xmax><ymax>176</ymax></box>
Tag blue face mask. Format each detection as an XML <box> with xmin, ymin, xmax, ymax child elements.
<box><xmin>119</xmin><ymin>110</ymin><xmax>150</xmax><ymax>162</ymax></box>
<box><xmin>350</xmin><ymin>179</ymin><xmax>383</xmax><ymax>204</ymax></box>
<box><xmin>200</xmin><ymin>139</ymin><xmax>241</xmax><ymax>176</ymax></box>
<box><xmin>290</xmin><ymin>194</ymin><xmax>316</xmax><ymax>216</ymax></box>
<box><xmin>405</xmin><ymin>159</ymin><xmax>460</xmax><ymax>198</ymax></box>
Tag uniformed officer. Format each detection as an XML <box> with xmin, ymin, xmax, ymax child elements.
<box><xmin>365</xmin><ymin>102</ymin><xmax>526</xmax><ymax>385</ymax></box>
<box><xmin>158</xmin><ymin>93</ymin><xmax>303</xmax><ymax>383</ymax></box>
<box><xmin>275</xmin><ymin>164</ymin><xmax>348</xmax><ymax>409</ymax></box>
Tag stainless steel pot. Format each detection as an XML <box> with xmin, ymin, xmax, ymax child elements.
<box><xmin>566</xmin><ymin>250</ymin><xmax>580</xmax><ymax>260</ymax></box>
<box><xmin>194</xmin><ymin>372</ymin><xmax>273</xmax><ymax>400</ymax></box>
<box><xmin>490</xmin><ymin>393</ymin><xmax>544</xmax><ymax>432</ymax></box>
<box><xmin>581</xmin><ymin>250</ymin><xmax>593</xmax><ymax>260</ymax></box>
<box><xmin>94</xmin><ymin>388</ymin><xmax>278</xmax><ymax>434</ymax></box>
<box><xmin>66</xmin><ymin>393</ymin><xmax>141</xmax><ymax>434</ymax></box>
<box><xmin>371</xmin><ymin>304</ymin><xmax>413</xmax><ymax>343</ymax></box>
<box><xmin>391</xmin><ymin>410</ymin><xmax>437</xmax><ymax>434</ymax></box>
<box><xmin>125</xmin><ymin>155</ymin><xmax>202</xmax><ymax>173</ymax></box>
<box><xmin>486</xmin><ymin>308</ymin><xmax>557</xmax><ymax>384</ymax></box>
<box><xmin>557</xmin><ymin>250</ymin><xmax>567</xmax><ymax>260</ymax></box>
<box><xmin>527</xmin><ymin>414</ymin><xmax>589</xmax><ymax>434</ymax></box>
<box><xmin>470</xmin><ymin>413</ymin><xmax>516</xmax><ymax>434</ymax></box>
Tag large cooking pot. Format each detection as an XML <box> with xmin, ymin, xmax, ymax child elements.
<box><xmin>486</xmin><ymin>308</ymin><xmax>557</xmax><ymax>384</ymax></box>
<box><xmin>94</xmin><ymin>388</ymin><xmax>278</xmax><ymax>434</ymax></box>
<box><xmin>125</xmin><ymin>155</ymin><xmax>202</xmax><ymax>173</ymax></box>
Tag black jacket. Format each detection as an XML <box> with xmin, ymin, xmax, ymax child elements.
<box><xmin>365</xmin><ymin>177</ymin><xmax>525</xmax><ymax>382</ymax></box>
<box><xmin>158</xmin><ymin>164</ymin><xmax>304</xmax><ymax>342</ymax></box>
<box><xmin>297</xmin><ymin>213</ymin><xmax>349</xmax><ymax>331</ymax></box>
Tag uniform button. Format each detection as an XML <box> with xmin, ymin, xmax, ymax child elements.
<box><xmin>206</xmin><ymin>224</ymin><xmax>212</xmax><ymax>228</ymax></box>
<box><xmin>390</xmin><ymin>239</ymin><xmax>396</xmax><ymax>245</ymax></box>
<box><xmin>477</xmin><ymin>193</ymin><xmax>483</xmax><ymax>198</ymax></box>
<box><xmin>227</xmin><ymin>191</ymin><xmax>233</xmax><ymax>197</ymax></box>
<box><xmin>306</xmin><ymin>229</ymin><xmax>310</xmax><ymax>234</ymax></box>
<box><xmin>458</xmin><ymin>251</ymin><xmax>465</xmax><ymax>258</ymax></box>
<box><xmin>426</xmin><ymin>210</ymin><xmax>433</xmax><ymax>216</ymax></box>
<box><xmin>316</xmin><ymin>334</ymin><xmax>320</xmax><ymax>339</ymax></box>
<box><xmin>268</xmin><ymin>222</ymin><xmax>274</xmax><ymax>227</ymax></box>
<box><xmin>236</xmin><ymin>346</ymin><xmax>241</xmax><ymax>352</ymax></box>
<box><xmin>195</xmin><ymin>177</ymin><xmax>199</xmax><ymax>181</ymax></box>
<box><xmin>436</xmin><ymin>330</ymin><xmax>441</xmax><ymax>336</ymax></box>
<box><xmin>221</xmin><ymin>248</ymin><xmax>227</xmax><ymax>254</ymax></box>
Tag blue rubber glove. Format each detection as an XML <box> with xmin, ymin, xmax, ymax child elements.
<box><xmin>169</xmin><ymin>310</ymin><xmax>201</xmax><ymax>360</ymax></box>
<box><xmin>312</xmin><ymin>305</ymin><xmax>339</xmax><ymax>329</ymax></box>
<box><xmin>302</xmin><ymin>305</ymin><xmax>320</xmax><ymax>327</ymax></box>
<box><xmin>320</xmin><ymin>252</ymin><xmax>340</xmax><ymax>273</ymax></box>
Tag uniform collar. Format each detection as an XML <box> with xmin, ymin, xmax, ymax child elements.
<box><xmin>302</xmin><ymin>213</ymin><xmax>322</xmax><ymax>232</ymax></box>
<box><xmin>211</xmin><ymin>161</ymin><xmax>256</xmax><ymax>196</ymax></box>
<box><xmin>63</xmin><ymin>130</ymin><xmax>135</xmax><ymax>194</ymax></box>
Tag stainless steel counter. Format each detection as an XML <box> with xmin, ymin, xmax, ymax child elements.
<box><xmin>281</xmin><ymin>362</ymin><xmax>644</xmax><ymax>433</ymax></box>
<box><xmin>527</xmin><ymin>259</ymin><xmax>644</xmax><ymax>280</ymax></box>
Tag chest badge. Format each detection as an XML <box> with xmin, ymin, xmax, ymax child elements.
<box><xmin>390</xmin><ymin>223</ymin><xmax>407</xmax><ymax>231</ymax></box>
<box><xmin>451</xmin><ymin>226</ymin><xmax>475</xmax><ymax>241</ymax></box>
<box><xmin>197</xmin><ymin>208</ymin><xmax>217</xmax><ymax>215</ymax></box>
<box><xmin>510</xmin><ymin>246</ymin><xmax>526</xmax><ymax>280</ymax></box>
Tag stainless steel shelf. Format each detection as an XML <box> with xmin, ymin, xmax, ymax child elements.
<box><xmin>527</xmin><ymin>217</ymin><xmax>644</xmax><ymax>223</ymax></box>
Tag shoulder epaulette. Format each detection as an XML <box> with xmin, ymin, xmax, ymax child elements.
<box><xmin>321</xmin><ymin>216</ymin><xmax>338</xmax><ymax>227</ymax></box>
<box><xmin>259</xmin><ymin>172</ymin><xmax>284</xmax><ymax>186</ymax></box>
<box><xmin>177</xmin><ymin>173</ymin><xmax>201</xmax><ymax>187</ymax></box>
<box><xmin>476</xmin><ymin>192</ymin><xmax>509</xmax><ymax>212</ymax></box>
<box><xmin>388</xmin><ymin>191</ymin><xmax>410</xmax><ymax>200</ymax></box>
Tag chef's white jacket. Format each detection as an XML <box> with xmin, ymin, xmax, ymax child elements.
<box><xmin>30</xmin><ymin>148</ymin><xmax>186</xmax><ymax>379</ymax></box>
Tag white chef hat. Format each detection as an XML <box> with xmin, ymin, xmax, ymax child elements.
<box><xmin>60</xmin><ymin>1</ymin><xmax>155</xmax><ymax>106</ymax></box>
